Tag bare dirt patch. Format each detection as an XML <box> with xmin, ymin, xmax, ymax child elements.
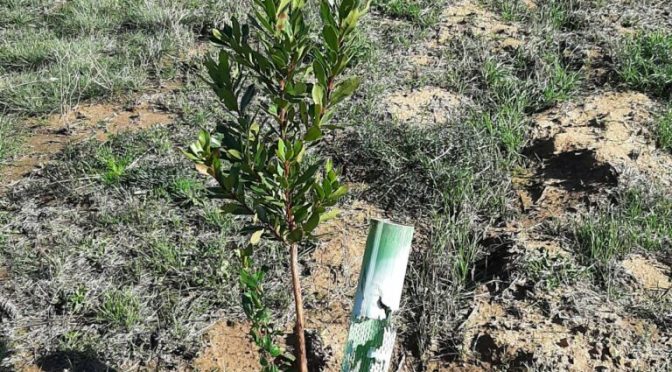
<box><xmin>434</xmin><ymin>0</ymin><xmax>521</xmax><ymax>48</ymax></box>
<box><xmin>458</xmin><ymin>278</ymin><xmax>669</xmax><ymax>371</ymax></box>
<box><xmin>385</xmin><ymin>87</ymin><xmax>468</xmax><ymax>126</ymax></box>
<box><xmin>483</xmin><ymin>91</ymin><xmax>672</xmax><ymax>371</ymax></box>
<box><xmin>308</xmin><ymin>200</ymin><xmax>382</xmax><ymax>369</ymax></box>
<box><xmin>530</xmin><ymin>91</ymin><xmax>671</xmax><ymax>183</ymax></box>
<box><xmin>0</xmin><ymin>88</ymin><xmax>177</xmax><ymax>192</ymax></box>
<box><xmin>193</xmin><ymin>322</ymin><xmax>261</xmax><ymax>372</ymax></box>
<box><xmin>622</xmin><ymin>255</ymin><xmax>672</xmax><ymax>291</ymax></box>
<box><xmin>520</xmin><ymin>91</ymin><xmax>672</xmax><ymax>220</ymax></box>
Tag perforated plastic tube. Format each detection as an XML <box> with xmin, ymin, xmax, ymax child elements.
<box><xmin>341</xmin><ymin>219</ymin><xmax>414</xmax><ymax>372</ymax></box>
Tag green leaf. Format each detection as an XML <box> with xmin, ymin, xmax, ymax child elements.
<box><xmin>312</xmin><ymin>83</ymin><xmax>325</xmax><ymax>106</ymax></box>
<box><xmin>250</xmin><ymin>229</ymin><xmax>264</xmax><ymax>245</ymax></box>
<box><xmin>269</xmin><ymin>344</ymin><xmax>281</xmax><ymax>357</ymax></box>
<box><xmin>343</xmin><ymin>8</ymin><xmax>363</xmax><ymax>32</ymax></box>
<box><xmin>303</xmin><ymin>213</ymin><xmax>320</xmax><ymax>233</ymax></box>
<box><xmin>320</xmin><ymin>1</ymin><xmax>336</xmax><ymax>28</ymax></box>
<box><xmin>320</xmin><ymin>208</ymin><xmax>340</xmax><ymax>223</ymax></box>
<box><xmin>330</xmin><ymin>77</ymin><xmax>360</xmax><ymax>106</ymax></box>
<box><xmin>304</xmin><ymin>126</ymin><xmax>322</xmax><ymax>141</ymax></box>
<box><xmin>227</xmin><ymin>149</ymin><xmax>243</xmax><ymax>159</ymax></box>
<box><xmin>339</xmin><ymin>0</ymin><xmax>356</xmax><ymax>19</ymax></box>
<box><xmin>322</xmin><ymin>25</ymin><xmax>339</xmax><ymax>51</ymax></box>
<box><xmin>222</xmin><ymin>203</ymin><xmax>252</xmax><ymax>215</ymax></box>
<box><xmin>212</xmin><ymin>28</ymin><xmax>223</xmax><ymax>41</ymax></box>
<box><xmin>240</xmin><ymin>270</ymin><xmax>258</xmax><ymax>287</ymax></box>
<box><xmin>288</xmin><ymin>229</ymin><xmax>303</xmax><ymax>242</ymax></box>
<box><xmin>277</xmin><ymin>139</ymin><xmax>286</xmax><ymax>160</ymax></box>
<box><xmin>240</xmin><ymin>84</ymin><xmax>256</xmax><ymax>112</ymax></box>
<box><xmin>278</xmin><ymin>0</ymin><xmax>291</xmax><ymax>14</ymax></box>
<box><xmin>313</xmin><ymin>60</ymin><xmax>327</xmax><ymax>87</ymax></box>
<box><xmin>331</xmin><ymin>185</ymin><xmax>348</xmax><ymax>199</ymax></box>
<box><xmin>293</xmin><ymin>141</ymin><xmax>305</xmax><ymax>163</ymax></box>
<box><xmin>287</xmin><ymin>82</ymin><xmax>307</xmax><ymax>96</ymax></box>
<box><xmin>297</xmin><ymin>162</ymin><xmax>322</xmax><ymax>185</ymax></box>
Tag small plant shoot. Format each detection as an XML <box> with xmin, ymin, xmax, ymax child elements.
<box><xmin>184</xmin><ymin>0</ymin><xmax>370</xmax><ymax>370</ymax></box>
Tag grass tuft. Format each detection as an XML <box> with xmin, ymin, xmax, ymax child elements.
<box><xmin>371</xmin><ymin>0</ymin><xmax>442</xmax><ymax>26</ymax></box>
<box><xmin>617</xmin><ymin>31</ymin><xmax>672</xmax><ymax>99</ymax></box>
<box><xmin>536</xmin><ymin>0</ymin><xmax>584</xmax><ymax>30</ymax></box>
<box><xmin>573</xmin><ymin>187</ymin><xmax>672</xmax><ymax>267</ymax></box>
<box><xmin>98</xmin><ymin>289</ymin><xmax>141</xmax><ymax>329</ymax></box>
<box><xmin>656</xmin><ymin>106</ymin><xmax>672</xmax><ymax>153</ymax></box>
<box><xmin>541</xmin><ymin>53</ymin><xmax>580</xmax><ymax>105</ymax></box>
<box><xmin>0</xmin><ymin>116</ymin><xmax>21</xmax><ymax>164</ymax></box>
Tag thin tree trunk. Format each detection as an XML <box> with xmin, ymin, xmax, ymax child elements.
<box><xmin>290</xmin><ymin>243</ymin><xmax>308</xmax><ymax>372</ymax></box>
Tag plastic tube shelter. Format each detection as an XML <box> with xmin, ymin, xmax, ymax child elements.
<box><xmin>341</xmin><ymin>219</ymin><xmax>414</xmax><ymax>371</ymax></box>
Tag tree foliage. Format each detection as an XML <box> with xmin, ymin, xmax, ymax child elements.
<box><xmin>184</xmin><ymin>0</ymin><xmax>370</xmax><ymax>369</ymax></box>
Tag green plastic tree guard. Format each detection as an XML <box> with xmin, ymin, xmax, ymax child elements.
<box><xmin>341</xmin><ymin>219</ymin><xmax>415</xmax><ymax>372</ymax></box>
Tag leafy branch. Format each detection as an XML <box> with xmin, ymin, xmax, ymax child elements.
<box><xmin>184</xmin><ymin>0</ymin><xmax>370</xmax><ymax>370</ymax></box>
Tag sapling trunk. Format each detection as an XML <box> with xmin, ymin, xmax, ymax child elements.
<box><xmin>290</xmin><ymin>243</ymin><xmax>309</xmax><ymax>372</ymax></box>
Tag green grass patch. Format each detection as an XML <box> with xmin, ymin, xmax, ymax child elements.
<box><xmin>485</xmin><ymin>0</ymin><xmax>530</xmax><ymax>22</ymax></box>
<box><xmin>541</xmin><ymin>53</ymin><xmax>580</xmax><ymax>105</ymax></box>
<box><xmin>97</xmin><ymin>151</ymin><xmax>132</xmax><ymax>185</ymax></box>
<box><xmin>169</xmin><ymin>177</ymin><xmax>205</xmax><ymax>206</ymax></box>
<box><xmin>468</xmin><ymin>50</ymin><xmax>579</xmax><ymax>155</ymax></box>
<box><xmin>373</xmin><ymin>0</ymin><xmax>422</xmax><ymax>21</ymax></box>
<box><xmin>97</xmin><ymin>289</ymin><xmax>141</xmax><ymax>329</ymax></box>
<box><xmin>573</xmin><ymin>188</ymin><xmax>672</xmax><ymax>266</ymax></box>
<box><xmin>617</xmin><ymin>31</ymin><xmax>672</xmax><ymax>99</ymax></box>
<box><xmin>0</xmin><ymin>116</ymin><xmax>21</xmax><ymax>164</ymax></box>
<box><xmin>536</xmin><ymin>0</ymin><xmax>584</xmax><ymax>30</ymax></box>
<box><xmin>656</xmin><ymin>106</ymin><xmax>672</xmax><ymax>152</ymax></box>
<box><xmin>525</xmin><ymin>251</ymin><xmax>587</xmax><ymax>291</ymax></box>
<box><xmin>0</xmin><ymin>0</ymin><xmax>241</xmax><ymax>115</ymax></box>
<box><xmin>372</xmin><ymin>0</ymin><xmax>440</xmax><ymax>26</ymax></box>
<box><xmin>475</xmin><ymin>57</ymin><xmax>532</xmax><ymax>154</ymax></box>
<box><xmin>338</xmin><ymin>113</ymin><xmax>512</xmax><ymax>215</ymax></box>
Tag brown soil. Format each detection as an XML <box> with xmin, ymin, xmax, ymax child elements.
<box><xmin>518</xmin><ymin>91</ymin><xmax>672</xmax><ymax>222</ymax></box>
<box><xmin>0</xmin><ymin>87</ymin><xmax>177</xmax><ymax>193</ymax></box>
<box><xmin>458</xmin><ymin>282</ymin><xmax>667</xmax><ymax>371</ymax></box>
<box><xmin>530</xmin><ymin>92</ymin><xmax>672</xmax><ymax>185</ymax></box>
<box><xmin>434</xmin><ymin>0</ymin><xmax>522</xmax><ymax>49</ymax></box>
<box><xmin>192</xmin><ymin>322</ymin><xmax>262</xmax><ymax>372</ymax></box>
<box><xmin>406</xmin><ymin>0</ymin><xmax>524</xmax><ymax>76</ymax></box>
<box><xmin>622</xmin><ymin>255</ymin><xmax>672</xmax><ymax>291</ymax></box>
<box><xmin>385</xmin><ymin>87</ymin><xmax>467</xmax><ymax>126</ymax></box>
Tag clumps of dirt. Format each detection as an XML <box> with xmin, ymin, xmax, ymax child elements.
<box><xmin>481</xmin><ymin>90</ymin><xmax>672</xmax><ymax>369</ymax></box>
<box><xmin>433</xmin><ymin>0</ymin><xmax>522</xmax><ymax>49</ymax></box>
<box><xmin>0</xmin><ymin>88</ymin><xmax>176</xmax><ymax>192</ymax></box>
<box><xmin>521</xmin><ymin>0</ymin><xmax>537</xmax><ymax>10</ymax></box>
<box><xmin>385</xmin><ymin>87</ymin><xmax>468</xmax><ymax>126</ymax></box>
<box><xmin>535</xmin><ymin>91</ymin><xmax>672</xmax><ymax>180</ymax></box>
<box><xmin>520</xmin><ymin>91</ymin><xmax>672</xmax><ymax>218</ymax></box>
<box><xmin>459</xmin><ymin>278</ymin><xmax>670</xmax><ymax>371</ymax></box>
<box><xmin>621</xmin><ymin>255</ymin><xmax>672</xmax><ymax>291</ymax></box>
